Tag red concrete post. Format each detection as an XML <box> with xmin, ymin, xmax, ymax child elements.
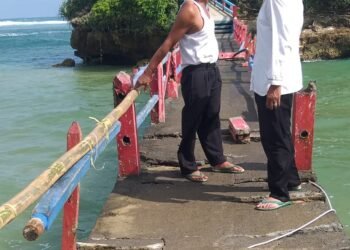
<box><xmin>292</xmin><ymin>82</ymin><xmax>317</xmax><ymax>171</ymax></box>
<box><xmin>150</xmin><ymin>64</ymin><xmax>165</xmax><ymax>123</ymax></box>
<box><xmin>62</xmin><ymin>121</ymin><xmax>82</xmax><ymax>250</ymax></box>
<box><xmin>174</xmin><ymin>49</ymin><xmax>182</xmax><ymax>82</ymax></box>
<box><xmin>232</xmin><ymin>6</ymin><xmax>239</xmax><ymax>18</ymax></box>
<box><xmin>113</xmin><ymin>72</ymin><xmax>140</xmax><ymax>176</ymax></box>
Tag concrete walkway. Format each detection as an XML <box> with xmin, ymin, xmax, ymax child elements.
<box><xmin>78</xmin><ymin>62</ymin><xmax>350</xmax><ymax>250</ymax></box>
<box><xmin>77</xmin><ymin>6</ymin><xmax>350</xmax><ymax>250</ymax></box>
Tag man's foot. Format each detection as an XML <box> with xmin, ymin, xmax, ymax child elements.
<box><xmin>255</xmin><ymin>197</ymin><xmax>292</xmax><ymax>211</ymax></box>
<box><xmin>184</xmin><ymin>170</ymin><xmax>208</xmax><ymax>182</ymax></box>
<box><xmin>212</xmin><ymin>161</ymin><xmax>245</xmax><ymax>173</ymax></box>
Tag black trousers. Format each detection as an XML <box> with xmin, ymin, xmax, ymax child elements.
<box><xmin>255</xmin><ymin>93</ymin><xmax>301</xmax><ymax>202</ymax></box>
<box><xmin>178</xmin><ymin>63</ymin><xmax>226</xmax><ymax>175</ymax></box>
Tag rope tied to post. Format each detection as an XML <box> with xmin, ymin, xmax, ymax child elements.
<box><xmin>0</xmin><ymin>203</ymin><xmax>18</xmax><ymax>227</ymax></box>
<box><xmin>48</xmin><ymin>162</ymin><xmax>67</xmax><ymax>182</ymax></box>
<box><xmin>80</xmin><ymin>136</ymin><xmax>104</xmax><ymax>171</ymax></box>
<box><xmin>89</xmin><ymin>116</ymin><xmax>113</xmax><ymax>141</ymax></box>
<box><xmin>82</xmin><ymin>120</ymin><xmax>109</xmax><ymax>171</ymax></box>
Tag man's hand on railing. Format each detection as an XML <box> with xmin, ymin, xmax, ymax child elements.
<box><xmin>134</xmin><ymin>67</ymin><xmax>153</xmax><ymax>91</ymax></box>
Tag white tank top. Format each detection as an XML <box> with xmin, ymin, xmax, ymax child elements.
<box><xmin>179</xmin><ymin>0</ymin><xmax>219</xmax><ymax>68</ymax></box>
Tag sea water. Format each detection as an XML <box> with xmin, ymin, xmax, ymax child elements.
<box><xmin>0</xmin><ymin>17</ymin><xmax>349</xmax><ymax>249</ymax></box>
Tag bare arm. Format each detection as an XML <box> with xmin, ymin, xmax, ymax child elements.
<box><xmin>135</xmin><ymin>2</ymin><xmax>197</xmax><ymax>89</ymax></box>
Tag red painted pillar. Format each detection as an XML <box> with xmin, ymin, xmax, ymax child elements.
<box><xmin>174</xmin><ymin>49</ymin><xmax>182</xmax><ymax>82</ymax></box>
<box><xmin>150</xmin><ymin>64</ymin><xmax>165</xmax><ymax>123</ymax></box>
<box><xmin>232</xmin><ymin>6</ymin><xmax>239</xmax><ymax>18</ymax></box>
<box><xmin>62</xmin><ymin>121</ymin><xmax>82</xmax><ymax>250</ymax></box>
<box><xmin>113</xmin><ymin>72</ymin><xmax>140</xmax><ymax>176</ymax></box>
<box><xmin>292</xmin><ymin>82</ymin><xmax>317</xmax><ymax>171</ymax></box>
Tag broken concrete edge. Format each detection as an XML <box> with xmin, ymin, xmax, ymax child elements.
<box><xmin>142</xmin><ymin>129</ymin><xmax>261</xmax><ymax>142</ymax></box>
<box><xmin>233</xmin><ymin>191</ymin><xmax>324</xmax><ymax>203</ymax></box>
<box><xmin>77</xmin><ymin>238</ymin><xmax>165</xmax><ymax>250</ymax></box>
<box><xmin>234</xmin><ymin>171</ymin><xmax>317</xmax><ymax>184</ymax></box>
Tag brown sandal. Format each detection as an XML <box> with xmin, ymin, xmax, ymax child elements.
<box><xmin>185</xmin><ymin>171</ymin><xmax>208</xmax><ymax>182</ymax></box>
<box><xmin>212</xmin><ymin>162</ymin><xmax>245</xmax><ymax>174</ymax></box>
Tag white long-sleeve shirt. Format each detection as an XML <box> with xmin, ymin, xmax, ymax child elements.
<box><xmin>250</xmin><ymin>0</ymin><xmax>304</xmax><ymax>96</ymax></box>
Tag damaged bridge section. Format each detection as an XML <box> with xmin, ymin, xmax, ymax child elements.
<box><xmin>77</xmin><ymin>12</ymin><xmax>350</xmax><ymax>248</ymax></box>
<box><xmin>77</xmin><ymin>58</ymin><xmax>350</xmax><ymax>250</ymax></box>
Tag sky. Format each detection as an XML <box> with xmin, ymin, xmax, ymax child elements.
<box><xmin>0</xmin><ymin>0</ymin><xmax>64</xmax><ymax>19</ymax></box>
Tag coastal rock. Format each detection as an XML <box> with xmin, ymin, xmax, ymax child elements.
<box><xmin>301</xmin><ymin>28</ymin><xmax>350</xmax><ymax>60</ymax></box>
<box><xmin>68</xmin><ymin>12</ymin><xmax>350</xmax><ymax>64</ymax></box>
<box><xmin>245</xmin><ymin>14</ymin><xmax>350</xmax><ymax>61</ymax></box>
<box><xmin>70</xmin><ymin>28</ymin><xmax>165</xmax><ymax>65</ymax></box>
<box><xmin>53</xmin><ymin>58</ymin><xmax>76</xmax><ymax>67</ymax></box>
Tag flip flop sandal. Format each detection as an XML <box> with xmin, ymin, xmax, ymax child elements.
<box><xmin>255</xmin><ymin>199</ymin><xmax>292</xmax><ymax>211</ymax></box>
<box><xmin>211</xmin><ymin>163</ymin><xmax>245</xmax><ymax>174</ymax></box>
<box><xmin>185</xmin><ymin>171</ymin><xmax>208</xmax><ymax>182</ymax></box>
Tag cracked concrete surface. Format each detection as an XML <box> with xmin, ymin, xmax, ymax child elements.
<box><xmin>78</xmin><ymin>27</ymin><xmax>350</xmax><ymax>250</ymax></box>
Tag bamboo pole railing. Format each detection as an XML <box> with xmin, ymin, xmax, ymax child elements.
<box><xmin>0</xmin><ymin>88</ymin><xmax>140</xmax><ymax>230</ymax></box>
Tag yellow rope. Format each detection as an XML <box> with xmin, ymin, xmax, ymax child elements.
<box><xmin>89</xmin><ymin>116</ymin><xmax>112</xmax><ymax>141</ymax></box>
<box><xmin>81</xmin><ymin>132</ymin><xmax>104</xmax><ymax>171</ymax></box>
<box><xmin>0</xmin><ymin>204</ymin><xmax>17</xmax><ymax>228</ymax></box>
<box><xmin>4</xmin><ymin>204</ymin><xmax>17</xmax><ymax>217</ymax></box>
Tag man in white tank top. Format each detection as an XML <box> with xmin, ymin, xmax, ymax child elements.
<box><xmin>136</xmin><ymin>0</ymin><xmax>244</xmax><ymax>182</ymax></box>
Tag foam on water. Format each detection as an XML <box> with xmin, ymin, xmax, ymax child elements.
<box><xmin>0</xmin><ymin>30</ymin><xmax>70</xmax><ymax>37</ymax></box>
<box><xmin>0</xmin><ymin>20</ymin><xmax>68</xmax><ymax>27</ymax></box>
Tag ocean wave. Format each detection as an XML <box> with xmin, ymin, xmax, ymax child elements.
<box><xmin>0</xmin><ymin>31</ymin><xmax>71</xmax><ymax>37</ymax></box>
<box><xmin>0</xmin><ymin>20</ymin><xmax>68</xmax><ymax>27</ymax></box>
<box><xmin>0</xmin><ymin>33</ymin><xmax>33</xmax><ymax>37</ymax></box>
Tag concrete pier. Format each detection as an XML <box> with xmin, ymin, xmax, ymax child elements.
<box><xmin>78</xmin><ymin>62</ymin><xmax>350</xmax><ymax>250</ymax></box>
<box><xmin>77</xmin><ymin>5</ymin><xmax>350</xmax><ymax>250</ymax></box>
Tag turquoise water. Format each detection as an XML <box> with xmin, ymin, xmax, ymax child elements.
<box><xmin>0</xmin><ymin>17</ymin><xmax>348</xmax><ymax>249</ymax></box>
<box><xmin>303</xmin><ymin>59</ymin><xmax>350</xmax><ymax>234</ymax></box>
<box><xmin>0</xmin><ymin>17</ymin><xmax>149</xmax><ymax>249</ymax></box>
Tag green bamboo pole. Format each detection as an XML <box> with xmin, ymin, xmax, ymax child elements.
<box><xmin>0</xmin><ymin>87</ymin><xmax>139</xmax><ymax>230</ymax></box>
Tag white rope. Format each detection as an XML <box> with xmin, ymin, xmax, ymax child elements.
<box><xmin>247</xmin><ymin>181</ymin><xmax>336</xmax><ymax>248</ymax></box>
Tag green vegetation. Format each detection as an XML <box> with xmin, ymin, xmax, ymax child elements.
<box><xmin>60</xmin><ymin>0</ymin><xmax>98</xmax><ymax>20</ymax></box>
<box><xmin>231</xmin><ymin>0</ymin><xmax>350</xmax><ymax>15</ymax></box>
<box><xmin>60</xmin><ymin>0</ymin><xmax>178</xmax><ymax>34</ymax></box>
<box><xmin>304</xmin><ymin>0</ymin><xmax>350</xmax><ymax>13</ymax></box>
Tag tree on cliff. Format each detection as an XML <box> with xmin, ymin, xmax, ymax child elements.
<box><xmin>60</xmin><ymin>0</ymin><xmax>178</xmax><ymax>32</ymax></box>
<box><xmin>60</xmin><ymin>0</ymin><xmax>178</xmax><ymax>64</ymax></box>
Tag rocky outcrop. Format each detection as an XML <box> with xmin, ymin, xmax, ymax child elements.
<box><xmin>69</xmin><ymin>12</ymin><xmax>350</xmax><ymax>64</ymax></box>
<box><xmin>245</xmin><ymin>14</ymin><xmax>350</xmax><ymax>61</ymax></box>
<box><xmin>53</xmin><ymin>58</ymin><xmax>76</xmax><ymax>67</ymax></box>
<box><xmin>301</xmin><ymin>27</ymin><xmax>350</xmax><ymax>60</ymax></box>
<box><xmin>300</xmin><ymin>14</ymin><xmax>350</xmax><ymax>60</ymax></box>
<box><xmin>70</xmin><ymin>28</ymin><xmax>166</xmax><ymax>65</ymax></box>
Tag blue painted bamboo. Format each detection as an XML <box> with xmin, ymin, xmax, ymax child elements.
<box><xmin>212</xmin><ymin>0</ymin><xmax>235</xmax><ymax>16</ymax></box>
<box><xmin>30</xmin><ymin>93</ymin><xmax>160</xmax><ymax>231</ymax></box>
<box><xmin>31</xmin><ymin>121</ymin><xmax>121</xmax><ymax>230</ymax></box>
<box><xmin>136</xmin><ymin>95</ymin><xmax>159</xmax><ymax>128</ymax></box>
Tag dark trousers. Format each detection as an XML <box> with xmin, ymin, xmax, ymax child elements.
<box><xmin>178</xmin><ymin>63</ymin><xmax>226</xmax><ymax>175</ymax></box>
<box><xmin>255</xmin><ymin>93</ymin><xmax>301</xmax><ymax>202</ymax></box>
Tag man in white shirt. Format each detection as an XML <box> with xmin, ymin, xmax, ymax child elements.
<box><xmin>251</xmin><ymin>0</ymin><xmax>304</xmax><ymax>210</ymax></box>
